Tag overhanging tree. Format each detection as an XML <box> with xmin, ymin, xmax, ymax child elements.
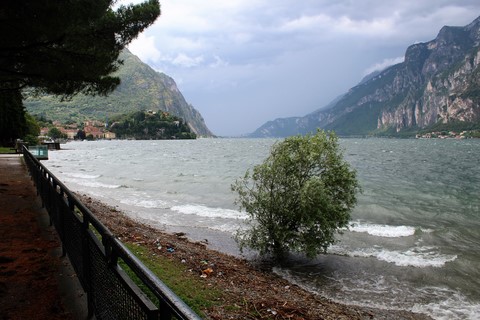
<box><xmin>232</xmin><ymin>130</ymin><xmax>360</xmax><ymax>261</ymax></box>
<box><xmin>0</xmin><ymin>0</ymin><xmax>160</xmax><ymax>145</ymax></box>
<box><xmin>0</xmin><ymin>87</ymin><xmax>26</xmax><ymax>145</ymax></box>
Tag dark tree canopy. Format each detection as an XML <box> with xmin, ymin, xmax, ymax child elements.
<box><xmin>110</xmin><ymin>110</ymin><xmax>197</xmax><ymax>140</ymax></box>
<box><xmin>0</xmin><ymin>88</ymin><xmax>26</xmax><ymax>144</ymax></box>
<box><xmin>0</xmin><ymin>0</ymin><xmax>160</xmax><ymax>145</ymax></box>
<box><xmin>0</xmin><ymin>0</ymin><xmax>160</xmax><ymax>96</ymax></box>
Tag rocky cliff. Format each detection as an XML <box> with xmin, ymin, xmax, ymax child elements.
<box><xmin>251</xmin><ymin>16</ymin><xmax>480</xmax><ymax>137</ymax></box>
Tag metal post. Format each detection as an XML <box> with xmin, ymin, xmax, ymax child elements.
<box><xmin>81</xmin><ymin>214</ymin><xmax>95</xmax><ymax>318</ymax></box>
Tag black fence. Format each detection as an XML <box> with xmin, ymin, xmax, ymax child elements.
<box><xmin>23</xmin><ymin>146</ymin><xmax>202</xmax><ymax>320</ymax></box>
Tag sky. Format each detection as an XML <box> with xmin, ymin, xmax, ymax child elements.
<box><xmin>118</xmin><ymin>0</ymin><xmax>480</xmax><ymax>136</ymax></box>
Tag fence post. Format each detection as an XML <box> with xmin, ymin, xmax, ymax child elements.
<box><xmin>159</xmin><ymin>300</ymin><xmax>173</xmax><ymax>320</ymax></box>
<box><xmin>81</xmin><ymin>214</ymin><xmax>95</xmax><ymax>318</ymax></box>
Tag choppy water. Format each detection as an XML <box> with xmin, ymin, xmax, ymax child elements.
<box><xmin>45</xmin><ymin>138</ymin><xmax>480</xmax><ymax>319</ymax></box>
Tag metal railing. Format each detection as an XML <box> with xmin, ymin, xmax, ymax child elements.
<box><xmin>23</xmin><ymin>146</ymin><xmax>202</xmax><ymax>320</ymax></box>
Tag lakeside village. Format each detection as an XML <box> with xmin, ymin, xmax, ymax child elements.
<box><xmin>415</xmin><ymin>130</ymin><xmax>480</xmax><ymax>139</ymax></box>
<box><xmin>36</xmin><ymin>110</ymin><xmax>197</xmax><ymax>146</ymax></box>
<box><xmin>41</xmin><ymin>119</ymin><xmax>116</xmax><ymax>142</ymax></box>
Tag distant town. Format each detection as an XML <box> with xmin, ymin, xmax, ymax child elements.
<box><xmin>415</xmin><ymin>130</ymin><xmax>480</xmax><ymax>139</ymax></box>
<box><xmin>40</xmin><ymin>119</ymin><xmax>116</xmax><ymax>141</ymax></box>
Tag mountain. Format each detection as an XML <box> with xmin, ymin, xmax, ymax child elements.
<box><xmin>251</xmin><ymin>95</ymin><xmax>344</xmax><ymax>138</ymax></box>
<box><xmin>24</xmin><ymin>50</ymin><xmax>214</xmax><ymax>137</ymax></box>
<box><xmin>250</xmin><ymin>16</ymin><xmax>480</xmax><ymax>137</ymax></box>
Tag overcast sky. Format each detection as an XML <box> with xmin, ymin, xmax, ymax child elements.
<box><xmin>119</xmin><ymin>0</ymin><xmax>480</xmax><ymax>136</ymax></box>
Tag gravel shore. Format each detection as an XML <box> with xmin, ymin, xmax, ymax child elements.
<box><xmin>78</xmin><ymin>193</ymin><xmax>433</xmax><ymax>320</ymax></box>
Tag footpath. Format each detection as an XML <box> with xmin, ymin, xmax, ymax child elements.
<box><xmin>0</xmin><ymin>154</ymin><xmax>88</xmax><ymax>320</ymax></box>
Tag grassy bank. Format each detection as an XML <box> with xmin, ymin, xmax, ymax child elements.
<box><xmin>121</xmin><ymin>242</ymin><xmax>223</xmax><ymax>317</ymax></box>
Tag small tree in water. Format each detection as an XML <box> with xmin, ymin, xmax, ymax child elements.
<box><xmin>232</xmin><ymin>130</ymin><xmax>360</xmax><ymax>261</ymax></box>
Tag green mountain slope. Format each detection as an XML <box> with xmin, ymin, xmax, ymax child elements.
<box><xmin>24</xmin><ymin>50</ymin><xmax>214</xmax><ymax>137</ymax></box>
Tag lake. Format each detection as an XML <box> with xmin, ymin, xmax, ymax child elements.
<box><xmin>45</xmin><ymin>138</ymin><xmax>480</xmax><ymax>320</ymax></box>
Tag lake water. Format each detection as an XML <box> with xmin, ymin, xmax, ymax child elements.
<box><xmin>45</xmin><ymin>138</ymin><xmax>480</xmax><ymax>320</ymax></box>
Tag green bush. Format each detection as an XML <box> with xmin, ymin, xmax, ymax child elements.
<box><xmin>232</xmin><ymin>130</ymin><xmax>360</xmax><ymax>261</ymax></box>
<box><xmin>23</xmin><ymin>134</ymin><xmax>39</xmax><ymax>146</ymax></box>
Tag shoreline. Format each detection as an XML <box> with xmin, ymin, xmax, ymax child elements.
<box><xmin>77</xmin><ymin>193</ymin><xmax>432</xmax><ymax>320</ymax></box>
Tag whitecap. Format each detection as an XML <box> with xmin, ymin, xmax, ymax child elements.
<box><xmin>171</xmin><ymin>204</ymin><xmax>247</xmax><ymax>220</ymax></box>
<box><xmin>373</xmin><ymin>247</ymin><xmax>457</xmax><ymax>267</ymax></box>
<box><xmin>63</xmin><ymin>172</ymin><xmax>101</xmax><ymax>179</ymax></box>
<box><xmin>81</xmin><ymin>181</ymin><xmax>121</xmax><ymax>189</ymax></box>
<box><xmin>349</xmin><ymin>222</ymin><xmax>416</xmax><ymax>237</ymax></box>
<box><xmin>120</xmin><ymin>198</ymin><xmax>168</xmax><ymax>209</ymax></box>
<box><xmin>411</xmin><ymin>288</ymin><xmax>480</xmax><ymax>320</ymax></box>
<box><xmin>330</xmin><ymin>245</ymin><xmax>457</xmax><ymax>268</ymax></box>
<box><xmin>62</xmin><ymin>178</ymin><xmax>121</xmax><ymax>189</ymax></box>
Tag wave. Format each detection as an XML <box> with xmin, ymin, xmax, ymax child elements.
<box><xmin>120</xmin><ymin>198</ymin><xmax>168</xmax><ymax>209</ymax></box>
<box><xmin>372</xmin><ymin>247</ymin><xmax>457</xmax><ymax>268</ymax></box>
<box><xmin>63</xmin><ymin>172</ymin><xmax>101</xmax><ymax>179</ymax></box>
<box><xmin>330</xmin><ymin>245</ymin><xmax>457</xmax><ymax>268</ymax></box>
<box><xmin>412</xmin><ymin>288</ymin><xmax>480</xmax><ymax>320</ymax></box>
<box><xmin>276</xmin><ymin>267</ymin><xmax>478</xmax><ymax>320</ymax></box>
<box><xmin>171</xmin><ymin>204</ymin><xmax>247</xmax><ymax>220</ymax></box>
<box><xmin>62</xmin><ymin>178</ymin><xmax>122</xmax><ymax>189</ymax></box>
<box><xmin>349</xmin><ymin>221</ymin><xmax>432</xmax><ymax>238</ymax></box>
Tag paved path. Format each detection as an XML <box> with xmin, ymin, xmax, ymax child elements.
<box><xmin>0</xmin><ymin>154</ymin><xmax>88</xmax><ymax>320</ymax></box>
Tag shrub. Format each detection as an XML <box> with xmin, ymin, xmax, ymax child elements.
<box><xmin>232</xmin><ymin>130</ymin><xmax>360</xmax><ymax>261</ymax></box>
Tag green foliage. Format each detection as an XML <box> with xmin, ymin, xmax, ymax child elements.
<box><xmin>420</xmin><ymin>120</ymin><xmax>480</xmax><ymax>133</ymax></box>
<box><xmin>110</xmin><ymin>111</ymin><xmax>196</xmax><ymax>140</ymax></box>
<box><xmin>232</xmin><ymin>130</ymin><xmax>360</xmax><ymax>261</ymax></box>
<box><xmin>76</xmin><ymin>130</ymin><xmax>86</xmax><ymax>140</ymax></box>
<box><xmin>0</xmin><ymin>87</ymin><xmax>27</xmax><ymax>146</ymax></box>
<box><xmin>48</xmin><ymin>127</ymin><xmax>65</xmax><ymax>140</ymax></box>
<box><xmin>23</xmin><ymin>135</ymin><xmax>38</xmax><ymax>146</ymax></box>
<box><xmin>318</xmin><ymin>66</ymin><xmax>405</xmax><ymax>136</ymax></box>
<box><xmin>25</xmin><ymin>113</ymin><xmax>40</xmax><ymax>137</ymax></box>
<box><xmin>372</xmin><ymin>125</ymin><xmax>419</xmax><ymax>138</ymax></box>
<box><xmin>324</xmin><ymin>101</ymin><xmax>387</xmax><ymax>136</ymax></box>
<box><xmin>465</xmin><ymin>130</ymin><xmax>480</xmax><ymax>138</ymax></box>
<box><xmin>0</xmin><ymin>0</ymin><xmax>160</xmax><ymax>96</ymax></box>
<box><xmin>0</xmin><ymin>147</ymin><xmax>15</xmax><ymax>154</ymax></box>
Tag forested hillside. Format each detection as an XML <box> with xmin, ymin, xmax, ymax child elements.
<box><xmin>110</xmin><ymin>111</ymin><xmax>196</xmax><ymax>140</ymax></box>
<box><xmin>24</xmin><ymin>50</ymin><xmax>213</xmax><ymax>137</ymax></box>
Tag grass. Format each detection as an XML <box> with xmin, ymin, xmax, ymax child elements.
<box><xmin>0</xmin><ymin>147</ymin><xmax>16</xmax><ymax>154</ymax></box>
<box><xmin>82</xmin><ymin>209</ymin><xmax>224</xmax><ymax>317</ymax></box>
<box><xmin>120</xmin><ymin>242</ymin><xmax>223</xmax><ymax>317</ymax></box>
